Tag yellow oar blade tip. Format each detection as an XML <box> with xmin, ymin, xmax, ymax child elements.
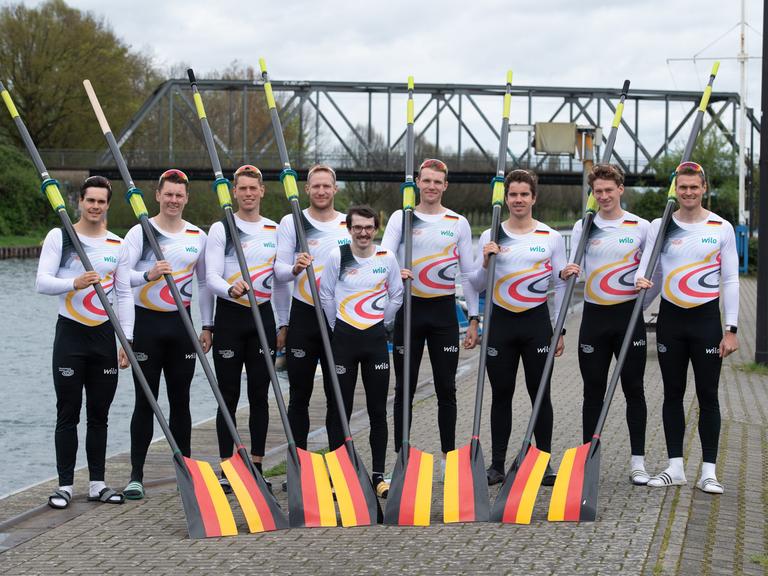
<box><xmin>407</xmin><ymin>76</ymin><xmax>414</xmax><ymax>90</ymax></box>
<box><xmin>258</xmin><ymin>58</ymin><xmax>268</xmax><ymax>73</ymax></box>
<box><xmin>506</xmin><ymin>70</ymin><xmax>513</xmax><ymax>84</ymax></box>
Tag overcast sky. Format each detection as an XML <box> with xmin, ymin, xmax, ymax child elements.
<box><xmin>17</xmin><ymin>0</ymin><xmax>766</xmax><ymax>164</ymax></box>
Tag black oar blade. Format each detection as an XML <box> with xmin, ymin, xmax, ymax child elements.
<box><xmin>490</xmin><ymin>444</ymin><xmax>550</xmax><ymax>524</ymax></box>
<box><xmin>580</xmin><ymin>442</ymin><xmax>601</xmax><ymax>522</ymax></box>
<box><xmin>325</xmin><ymin>442</ymin><xmax>381</xmax><ymax>527</ymax></box>
<box><xmin>384</xmin><ymin>446</ymin><xmax>434</xmax><ymax>526</ymax></box>
<box><xmin>548</xmin><ymin>440</ymin><xmax>595</xmax><ymax>522</ymax></box>
<box><xmin>173</xmin><ymin>453</ymin><xmax>237</xmax><ymax>538</ymax></box>
<box><xmin>287</xmin><ymin>447</ymin><xmax>337</xmax><ymax>528</ymax></box>
<box><xmin>443</xmin><ymin>438</ymin><xmax>490</xmax><ymax>523</ymax></box>
<box><xmin>221</xmin><ymin>450</ymin><xmax>288</xmax><ymax>532</ymax></box>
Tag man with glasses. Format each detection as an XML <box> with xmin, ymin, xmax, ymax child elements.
<box><xmin>274</xmin><ymin>165</ymin><xmax>350</xmax><ymax>454</ymax></box>
<box><xmin>320</xmin><ymin>205</ymin><xmax>403</xmax><ymax>498</ymax></box>
<box><xmin>205</xmin><ymin>165</ymin><xmax>289</xmax><ymax>492</ymax></box>
<box><xmin>636</xmin><ymin>161</ymin><xmax>739</xmax><ymax>494</ymax></box>
<box><xmin>381</xmin><ymin>158</ymin><xmax>479</xmax><ymax>476</ymax></box>
<box><xmin>120</xmin><ymin>169</ymin><xmax>214</xmax><ymax>500</ymax></box>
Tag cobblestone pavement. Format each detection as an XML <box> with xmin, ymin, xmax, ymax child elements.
<box><xmin>0</xmin><ymin>279</ymin><xmax>766</xmax><ymax>575</ymax></box>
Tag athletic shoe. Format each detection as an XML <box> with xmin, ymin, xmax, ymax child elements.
<box><xmin>486</xmin><ymin>466</ymin><xmax>504</xmax><ymax>486</ymax></box>
<box><xmin>696</xmin><ymin>477</ymin><xmax>724</xmax><ymax>494</ymax></box>
<box><xmin>541</xmin><ymin>464</ymin><xmax>557</xmax><ymax>486</ymax></box>
<box><xmin>374</xmin><ymin>479</ymin><xmax>390</xmax><ymax>499</ymax></box>
<box><xmin>630</xmin><ymin>469</ymin><xmax>651</xmax><ymax>486</ymax></box>
<box><xmin>281</xmin><ymin>480</ymin><xmax>288</xmax><ymax>493</ymax></box>
<box><xmin>219</xmin><ymin>473</ymin><xmax>232</xmax><ymax>495</ymax></box>
<box><xmin>647</xmin><ymin>471</ymin><xmax>686</xmax><ymax>487</ymax></box>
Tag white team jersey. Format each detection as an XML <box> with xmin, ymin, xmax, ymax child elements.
<box><xmin>637</xmin><ymin>212</ymin><xmax>739</xmax><ymax>325</ymax></box>
<box><xmin>380</xmin><ymin>208</ymin><xmax>478</xmax><ymax>315</ymax></box>
<box><xmin>571</xmin><ymin>211</ymin><xmax>650</xmax><ymax>305</ymax></box>
<box><xmin>472</xmin><ymin>221</ymin><xmax>567</xmax><ymax>321</ymax></box>
<box><xmin>205</xmin><ymin>215</ymin><xmax>289</xmax><ymax>326</ymax></box>
<box><xmin>273</xmin><ymin>209</ymin><xmax>350</xmax><ymax>306</ymax></box>
<box><xmin>36</xmin><ymin>228</ymin><xmax>134</xmax><ymax>337</ymax></box>
<box><xmin>123</xmin><ymin>219</ymin><xmax>213</xmax><ymax>324</ymax></box>
<box><xmin>319</xmin><ymin>244</ymin><xmax>404</xmax><ymax>330</ymax></box>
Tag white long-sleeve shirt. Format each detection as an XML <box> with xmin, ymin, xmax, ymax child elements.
<box><xmin>471</xmin><ymin>221</ymin><xmax>567</xmax><ymax>324</ymax></box>
<box><xmin>36</xmin><ymin>227</ymin><xmax>134</xmax><ymax>338</ymax></box>
<box><xmin>319</xmin><ymin>244</ymin><xmax>403</xmax><ymax>330</ymax></box>
<box><xmin>123</xmin><ymin>218</ymin><xmax>213</xmax><ymax>325</ymax></box>
<box><xmin>205</xmin><ymin>215</ymin><xmax>289</xmax><ymax>327</ymax></box>
<box><xmin>636</xmin><ymin>211</ymin><xmax>739</xmax><ymax>326</ymax></box>
<box><xmin>380</xmin><ymin>208</ymin><xmax>478</xmax><ymax>316</ymax></box>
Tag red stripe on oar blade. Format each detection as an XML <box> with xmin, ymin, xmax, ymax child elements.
<box><xmin>501</xmin><ymin>449</ymin><xmax>539</xmax><ymax>523</ymax></box>
<box><xmin>399</xmin><ymin>447</ymin><xmax>422</xmax><ymax>525</ymax></box>
<box><xmin>564</xmin><ymin>444</ymin><xmax>590</xmax><ymax>521</ymax></box>
<box><xmin>229</xmin><ymin>453</ymin><xmax>277</xmax><ymax>532</ymax></box>
<box><xmin>184</xmin><ymin>457</ymin><xmax>221</xmax><ymax>537</ymax></box>
<box><xmin>336</xmin><ymin>447</ymin><xmax>371</xmax><ymax>525</ymax></box>
<box><xmin>297</xmin><ymin>448</ymin><xmax>322</xmax><ymax>527</ymax></box>
<box><xmin>457</xmin><ymin>445</ymin><xmax>475</xmax><ymax>522</ymax></box>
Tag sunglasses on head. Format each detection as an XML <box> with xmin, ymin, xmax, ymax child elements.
<box><xmin>158</xmin><ymin>168</ymin><xmax>189</xmax><ymax>184</ymax></box>
<box><xmin>419</xmin><ymin>158</ymin><xmax>448</xmax><ymax>173</ymax></box>
<box><xmin>675</xmin><ymin>161</ymin><xmax>706</xmax><ymax>180</ymax></box>
<box><xmin>234</xmin><ymin>164</ymin><xmax>263</xmax><ymax>178</ymax></box>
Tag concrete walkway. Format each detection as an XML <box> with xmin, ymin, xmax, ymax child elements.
<box><xmin>0</xmin><ymin>279</ymin><xmax>765</xmax><ymax>575</ymax></box>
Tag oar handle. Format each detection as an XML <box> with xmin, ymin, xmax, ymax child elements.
<box><xmin>589</xmin><ymin>62</ymin><xmax>719</xmax><ymax>447</ymax></box>
<box><xmin>0</xmin><ymin>83</ymin><xmax>183</xmax><ymax>457</ymax></box>
<box><xmin>83</xmin><ymin>80</ymin><xmax>250</xmax><ymax>452</ymax></box>
<box><xmin>187</xmin><ymin>70</ymin><xmax>297</xmax><ymax>448</ymax></box>
<box><xmin>601</xmin><ymin>80</ymin><xmax>630</xmax><ymax>163</ymax></box>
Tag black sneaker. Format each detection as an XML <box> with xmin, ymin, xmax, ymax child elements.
<box><xmin>219</xmin><ymin>473</ymin><xmax>232</xmax><ymax>495</ymax></box>
<box><xmin>486</xmin><ymin>466</ymin><xmax>505</xmax><ymax>486</ymax></box>
<box><xmin>281</xmin><ymin>480</ymin><xmax>288</xmax><ymax>493</ymax></box>
<box><xmin>541</xmin><ymin>464</ymin><xmax>557</xmax><ymax>486</ymax></box>
<box><xmin>263</xmin><ymin>479</ymin><xmax>273</xmax><ymax>494</ymax></box>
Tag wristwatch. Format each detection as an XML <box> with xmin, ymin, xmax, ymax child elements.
<box><xmin>468</xmin><ymin>315</ymin><xmax>479</xmax><ymax>324</ymax></box>
<box><xmin>202</xmin><ymin>325</ymin><xmax>214</xmax><ymax>333</ymax></box>
<box><xmin>725</xmin><ymin>325</ymin><xmax>737</xmax><ymax>334</ymax></box>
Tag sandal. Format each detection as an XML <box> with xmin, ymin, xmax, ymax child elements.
<box><xmin>87</xmin><ymin>487</ymin><xmax>125</xmax><ymax>504</ymax></box>
<box><xmin>123</xmin><ymin>480</ymin><xmax>145</xmax><ymax>500</ymax></box>
<box><xmin>48</xmin><ymin>489</ymin><xmax>72</xmax><ymax>510</ymax></box>
<box><xmin>696</xmin><ymin>477</ymin><xmax>724</xmax><ymax>494</ymax></box>
<box><xmin>647</xmin><ymin>471</ymin><xmax>686</xmax><ymax>487</ymax></box>
<box><xmin>630</xmin><ymin>469</ymin><xmax>651</xmax><ymax>486</ymax></box>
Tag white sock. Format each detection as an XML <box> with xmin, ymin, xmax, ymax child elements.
<box><xmin>666</xmin><ymin>457</ymin><xmax>685</xmax><ymax>479</ymax></box>
<box><xmin>631</xmin><ymin>455</ymin><xmax>646</xmax><ymax>471</ymax></box>
<box><xmin>700</xmin><ymin>462</ymin><xmax>717</xmax><ymax>480</ymax></box>
<box><xmin>51</xmin><ymin>485</ymin><xmax>73</xmax><ymax>507</ymax></box>
<box><xmin>89</xmin><ymin>480</ymin><xmax>106</xmax><ymax>498</ymax></box>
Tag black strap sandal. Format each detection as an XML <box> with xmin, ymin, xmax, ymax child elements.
<box><xmin>87</xmin><ymin>487</ymin><xmax>125</xmax><ymax>504</ymax></box>
<box><xmin>48</xmin><ymin>489</ymin><xmax>72</xmax><ymax>509</ymax></box>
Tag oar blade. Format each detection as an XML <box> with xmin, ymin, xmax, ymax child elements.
<box><xmin>547</xmin><ymin>441</ymin><xmax>592</xmax><ymax>522</ymax></box>
<box><xmin>288</xmin><ymin>447</ymin><xmax>337</xmax><ymax>528</ymax></box>
<box><xmin>325</xmin><ymin>443</ymin><xmax>380</xmax><ymax>527</ymax></box>
<box><xmin>443</xmin><ymin>439</ymin><xmax>490</xmax><ymax>523</ymax></box>
<box><xmin>579</xmin><ymin>441</ymin><xmax>601</xmax><ymax>522</ymax></box>
<box><xmin>176</xmin><ymin>455</ymin><xmax>237</xmax><ymax>538</ymax></box>
<box><xmin>490</xmin><ymin>445</ymin><xmax>550</xmax><ymax>524</ymax></box>
<box><xmin>221</xmin><ymin>451</ymin><xmax>288</xmax><ymax>532</ymax></box>
<box><xmin>384</xmin><ymin>446</ymin><xmax>434</xmax><ymax>526</ymax></box>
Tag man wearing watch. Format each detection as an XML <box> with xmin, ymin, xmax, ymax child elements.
<box><xmin>204</xmin><ymin>165</ymin><xmax>289</xmax><ymax>492</ymax></box>
<box><xmin>636</xmin><ymin>161</ymin><xmax>739</xmax><ymax>494</ymax></box>
<box><xmin>119</xmin><ymin>169</ymin><xmax>214</xmax><ymax>500</ymax></box>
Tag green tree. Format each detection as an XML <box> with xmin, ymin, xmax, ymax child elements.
<box><xmin>0</xmin><ymin>144</ymin><xmax>56</xmax><ymax>235</ymax></box>
<box><xmin>0</xmin><ymin>0</ymin><xmax>159</xmax><ymax>149</ymax></box>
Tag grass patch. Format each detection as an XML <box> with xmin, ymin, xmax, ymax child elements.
<box><xmin>262</xmin><ymin>447</ymin><xmax>330</xmax><ymax>478</ymax></box>
<box><xmin>750</xmin><ymin>554</ymin><xmax>768</xmax><ymax>567</ymax></box>
<box><xmin>738</xmin><ymin>362</ymin><xmax>768</xmax><ymax>376</ymax></box>
<box><xmin>0</xmin><ymin>233</ymin><xmax>46</xmax><ymax>247</ymax></box>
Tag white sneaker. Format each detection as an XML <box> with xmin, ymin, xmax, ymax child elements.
<box><xmin>647</xmin><ymin>471</ymin><xmax>686</xmax><ymax>487</ymax></box>
<box><xmin>630</xmin><ymin>469</ymin><xmax>651</xmax><ymax>486</ymax></box>
<box><xmin>696</xmin><ymin>477</ymin><xmax>724</xmax><ymax>494</ymax></box>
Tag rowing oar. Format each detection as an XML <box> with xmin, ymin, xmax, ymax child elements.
<box><xmin>442</xmin><ymin>71</ymin><xmax>513</xmax><ymax>524</ymax></box>
<box><xmin>548</xmin><ymin>62</ymin><xmax>719</xmax><ymax>523</ymax></box>
<box><xmin>490</xmin><ymin>79</ymin><xmax>632</xmax><ymax>524</ymax></box>
<box><xmin>0</xmin><ymin>81</ymin><xmax>237</xmax><ymax>539</ymax></box>
<box><xmin>82</xmin><ymin>79</ymin><xmax>288</xmax><ymax>532</ymax></box>
<box><xmin>258</xmin><ymin>58</ymin><xmax>380</xmax><ymax>527</ymax></box>
<box><xmin>384</xmin><ymin>76</ymin><xmax>434</xmax><ymax>527</ymax></box>
<box><xmin>187</xmin><ymin>69</ymin><xmax>336</xmax><ymax>528</ymax></box>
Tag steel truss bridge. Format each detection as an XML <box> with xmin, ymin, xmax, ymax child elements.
<box><xmin>43</xmin><ymin>78</ymin><xmax>760</xmax><ymax>187</ymax></box>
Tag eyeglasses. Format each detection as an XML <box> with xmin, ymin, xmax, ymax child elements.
<box><xmin>675</xmin><ymin>161</ymin><xmax>706</xmax><ymax>180</ymax></box>
<box><xmin>234</xmin><ymin>164</ymin><xmax>263</xmax><ymax>178</ymax></box>
<box><xmin>158</xmin><ymin>168</ymin><xmax>189</xmax><ymax>184</ymax></box>
<box><xmin>350</xmin><ymin>225</ymin><xmax>376</xmax><ymax>233</ymax></box>
<box><xmin>419</xmin><ymin>158</ymin><xmax>448</xmax><ymax>174</ymax></box>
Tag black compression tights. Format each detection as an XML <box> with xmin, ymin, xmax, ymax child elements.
<box><xmin>485</xmin><ymin>303</ymin><xmax>553</xmax><ymax>472</ymax></box>
<box><xmin>392</xmin><ymin>295</ymin><xmax>459</xmax><ymax>454</ymax></box>
<box><xmin>212</xmin><ymin>298</ymin><xmax>276</xmax><ymax>459</ymax></box>
<box><xmin>579</xmin><ymin>300</ymin><xmax>647</xmax><ymax>455</ymax></box>
<box><xmin>656</xmin><ymin>298</ymin><xmax>723</xmax><ymax>463</ymax></box>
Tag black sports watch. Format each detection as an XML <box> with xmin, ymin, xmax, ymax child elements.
<box><xmin>202</xmin><ymin>325</ymin><xmax>214</xmax><ymax>333</ymax></box>
<box><xmin>725</xmin><ymin>325</ymin><xmax>737</xmax><ymax>334</ymax></box>
<box><xmin>468</xmin><ymin>315</ymin><xmax>480</xmax><ymax>324</ymax></box>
